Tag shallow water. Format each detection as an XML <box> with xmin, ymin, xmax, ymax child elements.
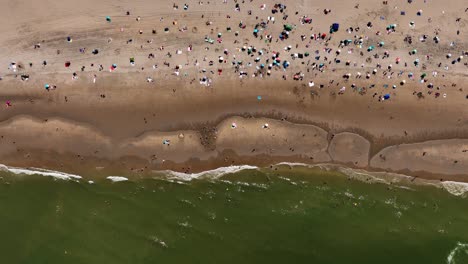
<box><xmin>0</xmin><ymin>167</ymin><xmax>467</xmax><ymax>264</ymax></box>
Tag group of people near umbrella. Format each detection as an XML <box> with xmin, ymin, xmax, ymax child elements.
<box><xmin>3</xmin><ymin>0</ymin><xmax>467</xmax><ymax>109</ymax></box>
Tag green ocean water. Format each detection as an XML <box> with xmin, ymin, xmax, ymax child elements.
<box><xmin>0</xmin><ymin>167</ymin><xmax>467</xmax><ymax>264</ymax></box>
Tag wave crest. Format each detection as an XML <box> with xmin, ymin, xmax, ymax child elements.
<box><xmin>447</xmin><ymin>242</ymin><xmax>468</xmax><ymax>264</ymax></box>
<box><xmin>159</xmin><ymin>165</ymin><xmax>258</xmax><ymax>181</ymax></box>
<box><xmin>0</xmin><ymin>164</ymin><xmax>81</xmax><ymax>180</ymax></box>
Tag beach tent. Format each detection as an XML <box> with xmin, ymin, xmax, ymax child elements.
<box><xmin>283</xmin><ymin>24</ymin><xmax>293</xmax><ymax>31</ymax></box>
<box><xmin>383</xmin><ymin>94</ymin><xmax>391</xmax><ymax>100</ymax></box>
<box><xmin>330</xmin><ymin>23</ymin><xmax>339</xmax><ymax>33</ymax></box>
<box><xmin>341</xmin><ymin>39</ymin><xmax>352</xmax><ymax>46</ymax></box>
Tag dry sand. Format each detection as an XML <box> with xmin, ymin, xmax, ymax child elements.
<box><xmin>0</xmin><ymin>0</ymin><xmax>467</xmax><ymax>180</ymax></box>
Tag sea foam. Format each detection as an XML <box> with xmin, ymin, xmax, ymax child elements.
<box><xmin>106</xmin><ymin>176</ymin><xmax>129</xmax><ymax>182</ymax></box>
<box><xmin>447</xmin><ymin>242</ymin><xmax>468</xmax><ymax>264</ymax></box>
<box><xmin>441</xmin><ymin>182</ymin><xmax>468</xmax><ymax>197</ymax></box>
<box><xmin>161</xmin><ymin>165</ymin><xmax>258</xmax><ymax>181</ymax></box>
<box><xmin>0</xmin><ymin>164</ymin><xmax>82</xmax><ymax>180</ymax></box>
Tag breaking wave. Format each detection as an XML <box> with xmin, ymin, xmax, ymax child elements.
<box><xmin>159</xmin><ymin>165</ymin><xmax>259</xmax><ymax>181</ymax></box>
<box><xmin>447</xmin><ymin>242</ymin><xmax>468</xmax><ymax>264</ymax></box>
<box><xmin>1</xmin><ymin>162</ymin><xmax>468</xmax><ymax>197</ymax></box>
<box><xmin>106</xmin><ymin>176</ymin><xmax>129</xmax><ymax>182</ymax></box>
<box><xmin>441</xmin><ymin>182</ymin><xmax>468</xmax><ymax>197</ymax></box>
<box><xmin>0</xmin><ymin>164</ymin><xmax>81</xmax><ymax>180</ymax></box>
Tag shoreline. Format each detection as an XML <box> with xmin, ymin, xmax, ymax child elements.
<box><xmin>2</xmin><ymin>161</ymin><xmax>468</xmax><ymax>197</ymax></box>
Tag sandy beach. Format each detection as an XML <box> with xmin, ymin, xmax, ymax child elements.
<box><xmin>0</xmin><ymin>0</ymin><xmax>467</xmax><ymax>181</ymax></box>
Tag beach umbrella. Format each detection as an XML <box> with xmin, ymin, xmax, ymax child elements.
<box><xmin>106</xmin><ymin>16</ymin><xmax>111</xmax><ymax>22</ymax></box>
<box><xmin>387</xmin><ymin>24</ymin><xmax>396</xmax><ymax>30</ymax></box>
<box><xmin>383</xmin><ymin>94</ymin><xmax>391</xmax><ymax>100</ymax></box>
<box><xmin>65</xmin><ymin>61</ymin><xmax>71</xmax><ymax>67</ymax></box>
<box><xmin>44</xmin><ymin>84</ymin><xmax>50</xmax><ymax>90</ymax></box>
